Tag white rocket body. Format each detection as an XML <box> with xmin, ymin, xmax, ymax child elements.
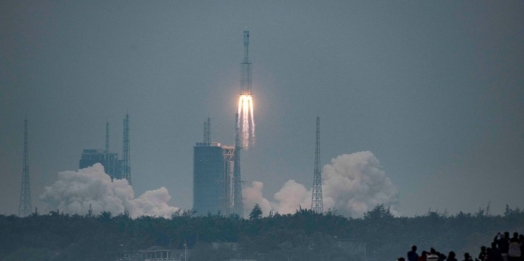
<box><xmin>241</xmin><ymin>30</ymin><xmax>252</xmax><ymax>95</ymax></box>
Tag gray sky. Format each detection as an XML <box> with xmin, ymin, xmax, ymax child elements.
<box><xmin>1</xmin><ymin>0</ymin><xmax>523</xmax><ymax>216</ymax></box>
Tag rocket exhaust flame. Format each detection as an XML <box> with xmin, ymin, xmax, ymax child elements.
<box><xmin>238</xmin><ymin>94</ymin><xmax>255</xmax><ymax>149</ymax></box>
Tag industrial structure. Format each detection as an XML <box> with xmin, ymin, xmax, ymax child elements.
<box><xmin>193</xmin><ymin>31</ymin><xmax>252</xmax><ymax>216</ymax></box>
<box><xmin>232</xmin><ymin>113</ymin><xmax>243</xmax><ymax>215</ymax></box>
<box><xmin>193</xmin><ymin>118</ymin><xmax>239</xmax><ymax>216</ymax></box>
<box><xmin>122</xmin><ymin>114</ymin><xmax>131</xmax><ymax>184</ymax></box>
<box><xmin>18</xmin><ymin>119</ymin><xmax>32</xmax><ymax>217</ymax></box>
<box><xmin>79</xmin><ymin>148</ymin><xmax>122</xmax><ymax>178</ymax></box>
<box><xmin>311</xmin><ymin>116</ymin><xmax>323</xmax><ymax>213</ymax></box>
<box><xmin>79</xmin><ymin>114</ymin><xmax>131</xmax><ymax>183</ymax></box>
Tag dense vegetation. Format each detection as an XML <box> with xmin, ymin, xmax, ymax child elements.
<box><xmin>1</xmin><ymin>205</ymin><xmax>523</xmax><ymax>261</ymax></box>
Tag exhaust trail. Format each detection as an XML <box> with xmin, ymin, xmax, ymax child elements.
<box><xmin>238</xmin><ymin>94</ymin><xmax>255</xmax><ymax>149</ymax></box>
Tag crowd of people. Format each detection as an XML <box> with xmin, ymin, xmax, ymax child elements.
<box><xmin>399</xmin><ymin>232</ymin><xmax>523</xmax><ymax>261</ymax></box>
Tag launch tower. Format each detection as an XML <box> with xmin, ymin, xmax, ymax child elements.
<box><xmin>18</xmin><ymin>119</ymin><xmax>32</xmax><ymax>217</ymax></box>
<box><xmin>122</xmin><ymin>114</ymin><xmax>131</xmax><ymax>184</ymax></box>
<box><xmin>311</xmin><ymin>116</ymin><xmax>323</xmax><ymax>213</ymax></box>
<box><xmin>232</xmin><ymin>113</ymin><xmax>243</xmax><ymax>216</ymax></box>
<box><xmin>79</xmin><ymin>114</ymin><xmax>131</xmax><ymax>184</ymax></box>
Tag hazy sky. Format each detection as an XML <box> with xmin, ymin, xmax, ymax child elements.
<box><xmin>1</xmin><ymin>1</ymin><xmax>523</xmax><ymax>216</ymax></box>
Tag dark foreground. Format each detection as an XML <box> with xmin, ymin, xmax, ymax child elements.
<box><xmin>1</xmin><ymin>205</ymin><xmax>523</xmax><ymax>261</ymax></box>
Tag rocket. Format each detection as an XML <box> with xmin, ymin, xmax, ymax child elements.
<box><xmin>241</xmin><ymin>30</ymin><xmax>252</xmax><ymax>95</ymax></box>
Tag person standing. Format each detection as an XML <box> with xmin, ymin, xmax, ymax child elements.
<box><xmin>409</xmin><ymin>246</ymin><xmax>420</xmax><ymax>261</ymax></box>
<box><xmin>508</xmin><ymin>232</ymin><xmax>521</xmax><ymax>261</ymax></box>
<box><xmin>447</xmin><ymin>251</ymin><xmax>458</xmax><ymax>261</ymax></box>
<box><xmin>463</xmin><ymin>253</ymin><xmax>473</xmax><ymax>261</ymax></box>
<box><xmin>494</xmin><ymin>232</ymin><xmax>510</xmax><ymax>261</ymax></box>
<box><xmin>428</xmin><ymin>248</ymin><xmax>439</xmax><ymax>261</ymax></box>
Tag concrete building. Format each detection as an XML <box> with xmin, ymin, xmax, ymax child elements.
<box><xmin>79</xmin><ymin>149</ymin><xmax>122</xmax><ymax>179</ymax></box>
<box><xmin>193</xmin><ymin>142</ymin><xmax>235</xmax><ymax>216</ymax></box>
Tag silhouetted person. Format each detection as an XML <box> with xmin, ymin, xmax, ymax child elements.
<box><xmin>447</xmin><ymin>251</ymin><xmax>458</xmax><ymax>261</ymax></box>
<box><xmin>438</xmin><ymin>252</ymin><xmax>447</xmax><ymax>261</ymax></box>
<box><xmin>419</xmin><ymin>251</ymin><xmax>428</xmax><ymax>261</ymax></box>
<box><xmin>494</xmin><ymin>232</ymin><xmax>510</xmax><ymax>261</ymax></box>
<box><xmin>428</xmin><ymin>248</ymin><xmax>439</xmax><ymax>261</ymax></box>
<box><xmin>464</xmin><ymin>253</ymin><xmax>474</xmax><ymax>261</ymax></box>
<box><xmin>399</xmin><ymin>257</ymin><xmax>407</xmax><ymax>261</ymax></box>
<box><xmin>409</xmin><ymin>245</ymin><xmax>420</xmax><ymax>261</ymax></box>
<box><xmin>491</xmin><ymin>242</ymin><xmax>503</xmax><ymax>261</ymax></box>
<box><xmin>480</xmin><ymin>246</ymin><xmax>488</xmax><ymax>261</ymax></box>
<box><xmin>519</xmin><ymin>235</ymin><xmax>524</xmax><ymax>261</ymax></box>
<box><xmin>487</xmin><ymin>248</ymin><xmax>494</xmax><ymax>261</ymax></box>
<box><xmin>508</xmin><ymin>232</ymin><xmax>521</xmax><ymax>261</ymax></box>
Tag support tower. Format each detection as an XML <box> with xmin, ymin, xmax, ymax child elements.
<box><xmin>232</xmin><ymin>113</ymin><xmax>243</xmax><ymax>216</ymax></box>
<box><xmin>122</xmin><ymin>114</ymin><xmax>131</xmax><ymax>184</ymax></box>
<box><xmin>311</xmin><ymin>116</ymin><xmax>323</xmax><ymax>213</ymax></box>
<box><xmin>18</xmin><ymin>119</ymin><xmax>32</xmax><ymax>217</ymax></box>
<box><xmin>203</xmin><ymin>118</ymin><xmax>211</xmax><ymax>144</ymax></box>
<box><xmin>105</xmin><ymin>122</ymin><xmax>110</xmax><ymax>153</ymax></box>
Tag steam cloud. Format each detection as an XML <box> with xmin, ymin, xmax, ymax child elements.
<box><xmin>40</xmin><ymin>163</ymin><xmax>179</xmax><ymax>218</ymax></box>
<box><xmin>243</xmin><ymin>151</ymin><xmax>399</xmax><ymax>217</ymax></box>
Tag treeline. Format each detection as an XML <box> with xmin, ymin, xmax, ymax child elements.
<box><xmin>1</xmin><ymin>205</ymin><xmax>523</xmax><ymax>261</ymax></box>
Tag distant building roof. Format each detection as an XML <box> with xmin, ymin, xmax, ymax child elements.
<box><xmin>139</xmin><ymin>246</ymin><xmax>169</xmax><ymax>252</ymax></box>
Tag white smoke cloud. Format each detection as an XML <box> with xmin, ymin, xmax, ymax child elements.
<box><xmin>272</xmin><ymin>180</ymin><xmax>310</xmax><ymax>215</ymax></box>
<box><xmin>40</xmin><ymin>163</ymin><xmax>179</xmax><ymax>218</ymax></box>
<box><xmin>243</xmin><ymin>181</ymin><xmax>272</xmax><ymax>216</ymax></box>
<box><xmin>243</xmin><ymin>151</ymin><xmax>399</xmax><ymax>217</ymax></box>
<box><xmin>322</xmin><ymin>151</ymin><xmax>399</xmax><ymax>217</ymax></box>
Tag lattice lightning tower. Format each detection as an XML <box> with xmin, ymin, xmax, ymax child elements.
<box><xmin>19</xmin><ymin>119</ymin><xmax>32</xmax><ymax>217</ymax></box>
<box><xmin>122</xmin><ymin>114</ymin><xmax>131</xmax><ymax>184</ymax></box>
<box><xmin>311</xmin><ymin>116</ymin><xmax>323</xmax><ymax>213</ymax></box>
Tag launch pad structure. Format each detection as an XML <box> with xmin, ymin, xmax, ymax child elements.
<box><xmin>193</xmin><ymin>116</ymin><xmax>243</xmax><ymax>216</ymax></box>
<box><xmin>79</xmin><ymin>114</ymin><xmax>131</xmax><ymax>184</ymax></box>
<box><xmin>193</xmin><ymin>31</ymin><xmax>254</xmax><ymax>217</ymax></box>
<box><xmin>18</xmin><ymin>119</ymin><xmax>32</xmax><ymax>217</ymax></box>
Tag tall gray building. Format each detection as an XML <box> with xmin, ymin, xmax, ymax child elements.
<box><xmin>193</xmin><ymin>118</ymin><xmax>236</xmax><ymax>216</ymax></box>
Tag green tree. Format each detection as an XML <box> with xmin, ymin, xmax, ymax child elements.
<box><xmin>249</xmin><ymin>204</ymin><xmax>263</xmax><ymax>220</ymax></box>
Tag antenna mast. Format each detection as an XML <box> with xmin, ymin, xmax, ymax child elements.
<box><xmin>19</xmin><ymin>119</ymin><xmax>32</xmax><ymax>217</ymax></box>
<box><xmin>311</xmin><ymin>116</ymin><xmax>323</xmax><ymax>213</ymax></box>
<box><xmin>203</xmin><ymin>118</ymin><xmax>211</xmax><ymax>144</ymax></box>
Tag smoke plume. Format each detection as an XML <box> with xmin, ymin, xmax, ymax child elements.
<box><xmin>243</xmin><ymin>181</ymin><xmax>272</xmax><ymax>215</ymax></box>
<box><xmin>243</xmin><ymin>151</ymin><xmax>399</xmax><ymax>217</ymax></box>
<box><xmin>272</xmin><ymin>180</ymin><xmax>311</xmax><ymax>214</ymax></box>
<box><xmin>40</xmin><ymin>163</ymin><xmax>179</xmax><ymax>218</ymax></box>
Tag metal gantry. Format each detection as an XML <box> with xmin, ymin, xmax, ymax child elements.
<box><xmin>203</xmin><ymin>117</ymin><xmax>211</xmax><ymax>144</ymax></box>
<box><xmin>233</xmin><ymin>113</ymin><xmax>243</xmax><ymax>216</ymax></box>
<box><xmin>19</xmin><ymin>119</ymin><xmax>32</xmax><ymax>217</ymax></box>
<box><xmin>122</xmin><ymin>114</ymin><xmax>131</xmax><ymax>185</ymax></box>
<box><xmin>105</xmin><ymin>122</ymin><xmax>110</xmax><ymax>153</ymax></box>
<box><xmin>311</xmin><ymin>116</ymin><xmax>323</xmax><ymax>213</ymax></box>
